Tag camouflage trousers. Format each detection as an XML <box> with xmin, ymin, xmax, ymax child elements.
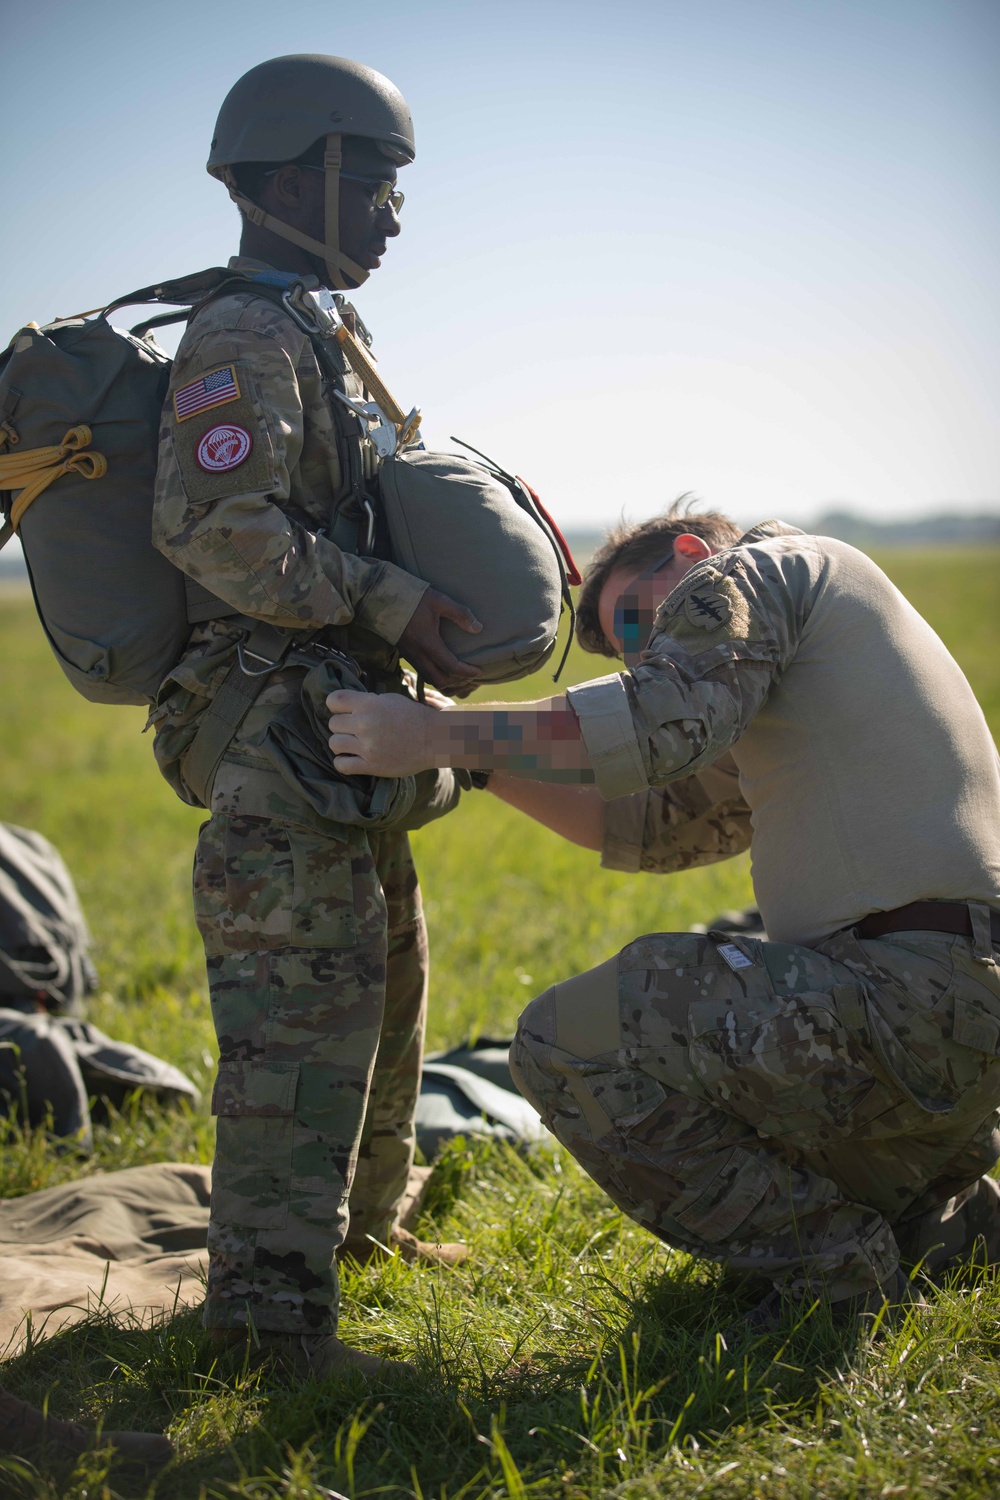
<box><xmin>511</xmin><ymin>912</ymin><xmax>1000</xmax><ymax>1303</ymax></box>
<box><xmin>193</xmin><ymin>811</ymin><xmax>427</xmax><ymax>1333</ymax></box>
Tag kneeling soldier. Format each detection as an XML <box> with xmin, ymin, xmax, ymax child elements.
<box><xmin>327</xmin><ymin>506</ymin><xmax>1000</xmax><ymax>1331</ymax></box>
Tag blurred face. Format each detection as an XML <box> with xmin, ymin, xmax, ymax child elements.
<box><xmin>597</xmin><ymin>534</ymin><xmax>715</xmax><ymax>667</ymax></box>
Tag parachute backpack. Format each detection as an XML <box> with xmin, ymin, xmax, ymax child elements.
<box><xmin>0</xmin><ymin>822</ymin><xmax>197</xmax><ymax>1147</ymax></box>
<box><xmin>0</xmin><ymin>823</ymin><xmax>96</xmax><ymax>1015</ymax></box>
<box><xmin>0</xmin><ymin>266</ymin><xmax>579</xmax><ymax>725</ymax></box>
<box><xmin>0</xmin><ymin>269</ymin><xmax>248</xmax><ymax>705</ymax></box>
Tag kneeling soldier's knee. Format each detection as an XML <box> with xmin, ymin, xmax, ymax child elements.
<box><xmin>510</xmin><ymin>987</ymin><xmax>557</xmax><ymax>1108</ymax></box>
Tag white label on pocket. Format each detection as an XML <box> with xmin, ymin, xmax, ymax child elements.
<box><xmin>717</xmin><ymin>942</ymin><xmax>754</xmax><ymax>971</ymax></box>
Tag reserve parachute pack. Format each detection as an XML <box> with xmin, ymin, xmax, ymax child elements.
<box><xmin>0</xmin><ymin>267</ymin><xmax>579</xmax><ymax>717</ymax></box>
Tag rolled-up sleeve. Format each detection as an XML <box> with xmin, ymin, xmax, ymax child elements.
<box><xmin>601</xmin><ymin>753</ymin><xmax>752</xmax><ymax>874</ymax></box>
<box><xmin>565</xmin><ymin>674</ymin><xmax>647</xmax><ymax>799</ymax></box>
<box><xmin>574</xmin><ymin>552</ymin><xmax>802</xmax><ymax>797</ymax></box>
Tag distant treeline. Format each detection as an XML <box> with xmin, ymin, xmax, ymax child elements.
<box><xmin>565</xmin><ymin>511</ymin><xmax>1000</xmax><ymax>565</ymax></box>
<box><xmin>811</xmin><ymin>510</ymin><xmax>1000</xmax><ymax>547</ymax></box>
<box><xmin>2</xmin><ymin>511</ymin><xmax>998</xmax><ymax>584</ymax></box>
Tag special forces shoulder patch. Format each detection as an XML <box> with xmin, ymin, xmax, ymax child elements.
<box><xmin>655</xmin><ymin>568</ymin><xmax>755</xmax><ymax>650</ymax></box>
<box><xmin>684</xmin><ymin>584</ymin><xmax>731</xmax><ymax>631</ymax></box>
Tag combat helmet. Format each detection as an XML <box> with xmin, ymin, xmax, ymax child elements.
<box><xmin>207</xmin><ymin>54</ymin><xmax>414</xmax><ymax>291</ymax></box>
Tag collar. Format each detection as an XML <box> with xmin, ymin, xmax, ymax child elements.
<box><xmin>226</xmin><ymin>255</ymin><xmax>304</xmax><ymax>290</ymax></box>
<box><xmin>737</xmin><ymin>520</ymin><xmax>805</xmax><ymax>546</ymax></box>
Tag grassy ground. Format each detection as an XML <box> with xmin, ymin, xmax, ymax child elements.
<box><xmin>0</xmin><ymin>547</ymin><xmax>998</xmax><ymax>1498</ymax></box>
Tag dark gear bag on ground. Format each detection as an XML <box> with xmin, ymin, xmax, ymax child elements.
<box><xmin>0</xmin><ymin>823</ymin><xmax>96</xmax><ymax>1015</ymax></box>
<box><xmin>0</xmin><ymin>1011</ymin><xmax>198</xmax><ymax>1152</ymax></box>
<box><xmin>0</xmin><ymin>269</ymin><xmax>578</xmax><ymax>734</ymax></box>
<box><xmin>0</xmin><ymin>823</ymin><xmax>198</xmax><ymax>1148</ymax></box>
<box><xmin>416</xmin><ymin>1037</ymin><xmax>547</xmax><ymax>1159</ymax></box>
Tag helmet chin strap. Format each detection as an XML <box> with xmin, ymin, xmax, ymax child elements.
<box><xmin>224</xmin><ymin>134</ymin><xmax>370</xmax><ymax>290</ymax></box>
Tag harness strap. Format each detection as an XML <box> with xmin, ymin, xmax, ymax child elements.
<box><xmin>0</xmin><ymin>944</ymin><xmax>68</xmax><ymax>1007</ymax></box>
<box><xmin>334</xmin><ymin>322</ymin><xmax>408</xmax><ymax>429</ymax></box>
<box><xmin>182</xmin><ymin>620</ymin><xmax>298</xmax><ymax>808</ymax></box>
<box><xmin>323</xmin><ymin>135</ymin><xmax>347</xmax><ymax>293</ymax></box>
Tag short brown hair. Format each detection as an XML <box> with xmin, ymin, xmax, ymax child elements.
<box><xmin>576</xmin><ymin>498</ymin><xmax>742</xmax><ymax>657</ymax></box>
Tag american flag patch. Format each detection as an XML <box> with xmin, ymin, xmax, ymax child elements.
<box><xmin>173</xmin><ymin>364</ymin><xmax>241</xmax><ymax>422</ymax></box>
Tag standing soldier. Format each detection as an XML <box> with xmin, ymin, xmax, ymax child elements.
<box><xmin>151</xmin><ymin>55</ymin><xmax>475</xmax><ymax>1381</ymax></box>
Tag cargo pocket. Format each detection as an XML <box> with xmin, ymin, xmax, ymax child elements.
<box><xmin>193</xmin><ymin>815</ymin><xmax>294</xmax><ymax>955</ymax></box>
<box><xmin>210</xmin><ymin>1060</ymin><xmax>298</xmax><ymax>1230</ymax></box>
<box><xmin>287</xmin><ymin>826</ymin><xmax>357</xmax><ymax>948</ymax></box>
<box><xmin>952</xmin><ymin>993</ymin><xmax>1000</xmax><ymax>1054</ymax></box>
<box><xmin>686</xmin><ymin>989</ymin><xmax>885</xmax><ymax>1139</ymax></box>
<box><xmin>673</xmin><ymin>1146</ymin><xmax>772</xmax><ymax>1243</ymax></box>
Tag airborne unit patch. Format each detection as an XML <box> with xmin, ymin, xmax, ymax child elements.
<box><xmin>196</xmin><ymin>423</ymin><xmax>253</xmax><ymax>473</ymax></box>
<box><xmin>169</xmin><ymin>359</ymin><xmax>273</xmax><ymax>502</ymax></box>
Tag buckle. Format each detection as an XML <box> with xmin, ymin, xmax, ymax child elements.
<box><xmin>281</xmin><ymin>283</ymin><xmax>343</xmax><ymax>340</ymax></box>
<box><xmin>331</xmin><ymin>389</ymin><xmax>397</xmax><ymax>459</ymax></box>
<box><xmin>237</xmin><ymin>641</ymin><xmax>282</xmax><ymax>677</ymax></box>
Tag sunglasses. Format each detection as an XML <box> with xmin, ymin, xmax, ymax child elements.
<box><xmin>265</xmin><ymin>166</ymin><xmax>405</xmax><ymax>213</ymax></box>
<box><xmin>300</xmin><ymin>166</ymin><xmax>404</xmax><ymax>212</ymax></box>
<box><xmin>339</xmin><ymin>172</ymin><xmax>405</xmax><ymax>212</ymax></box>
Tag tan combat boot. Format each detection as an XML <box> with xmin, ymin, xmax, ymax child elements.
<box><xmin>207</xmin><ymin>1328</ymin><xmax>416</xmax><ymax>1382</ymax></box>
<box><xmin>342</xmin><ymin>1225</ymin><xmax>469</xmax><ymax>1268</ymax></box>
<box><xmin>0</xmin><ymin>1382</ymin><xmax>172</xmax><ymax>1467</ymax></box>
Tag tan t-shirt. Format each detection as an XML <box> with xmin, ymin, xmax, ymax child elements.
<box><xmin>571</xmin><ymin>525</ymin><xmax>1000</xmax><ymax>946</ymax></box>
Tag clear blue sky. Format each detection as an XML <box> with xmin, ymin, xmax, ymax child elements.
<box><xmin>4</xmin><ymin>0</ymin><xmax>998</xmax><ymax>531</ymax></box>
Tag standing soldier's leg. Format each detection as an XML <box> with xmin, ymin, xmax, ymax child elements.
<box><xmin>343</xmin><ymin>831</ymin><xmax>469</xmax><ymax>1267</ymax></box>
<box><xmin>344</xmin><ymin>831</ymin><xmax>427</xmax><ymax>1254</ymax></box>
<box><xmin>194</xmin><ymin>812</ymin><xmax>387</xmax><ymax>1334</ymax></box>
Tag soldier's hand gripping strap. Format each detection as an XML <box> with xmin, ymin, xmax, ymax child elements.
<box><xmin>221</xmin><ymin>134</ymin><xmax>369</xmax><ymax>294</ymax></box>
<box><xmin>182</xmin><ymin>620</ymin><xmax>298</xmax><ymax>808</ymax></box>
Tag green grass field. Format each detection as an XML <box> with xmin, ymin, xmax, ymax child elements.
<box><xmin>1</xmin><ymin>548</ymin><xmax>999</xmax><ymax>1498</ymax></box>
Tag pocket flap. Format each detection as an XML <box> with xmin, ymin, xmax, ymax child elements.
<box><xmin>673</xmin><ymin>1145</ymin><xmax>771</xmax><ymax>1242</ymax></box>
<box><xmin>952</xmin><ymin>994</ymin><xmax>1000</xmax><ymax>1054</ymax></box>
<box><xmin>211</xmin><ymin>1060</ymin><xmax>298</xmax><ymax>1117</ymax></box>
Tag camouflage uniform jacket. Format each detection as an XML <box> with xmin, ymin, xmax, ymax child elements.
<box><xmin>572</xmin><ymin>522</ymin><xmax>1000</xmax><ymax>945</ymax></box>
<box><xmin>150</xmin><ymin>257</ymin><xmax>438</xmax><ymax>816</ymax></box>
<box><xmin>601</xmin><ymin>753</ymin><xmax>751</xmax><ymax>875</ymax></box>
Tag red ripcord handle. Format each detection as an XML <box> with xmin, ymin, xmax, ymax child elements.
<box><xmin>517</xmin><ymin>479</ymin><xmax>583</xmax><ymax>586</ymax></box>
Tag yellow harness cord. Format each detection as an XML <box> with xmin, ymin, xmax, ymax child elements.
<box><xmin>0</xmin><ymin>425</ymin><xmax>107</xmax><ymax>532</ymax></box>
<box><xmin>333</xmin><ymin>323</ymin><xmax>412</xmax><ymax>432</ymax></box>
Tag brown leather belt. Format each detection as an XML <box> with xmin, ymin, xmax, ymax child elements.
<box><xmin>855</xmin><ymin>900</ymin><xmax>1000</xmax><ymax>945</ymax></box>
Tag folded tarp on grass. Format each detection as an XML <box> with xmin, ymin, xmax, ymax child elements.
<box><xmin>0</xmin><ymin>1159</ymin><xmax>436</xmax><ymax>1353</ymax></box>
<box><xmin>0</xmin><ymin>1161</ymin><xmax>210</xmax><ymax>1353</ymax></box>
